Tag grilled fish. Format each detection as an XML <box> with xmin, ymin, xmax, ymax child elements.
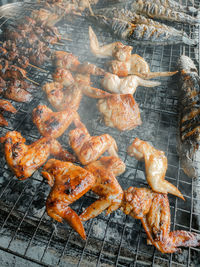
<box><xmin>131</xmin><ymin>0</ymin><xmax>200</xmax><ymax>24</ymax></box>
<box><xmin>88</xmin><ymin>14</ymin><xmax>197</xmax><ymax>46</ymax></box>
<box><xmin>177</xmin><ymin>55</ymin><xmax>200</xmax><ymax>179</ymax></box>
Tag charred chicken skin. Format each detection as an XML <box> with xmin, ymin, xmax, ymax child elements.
<box><xmin>122</xmin><ymin>187</ymin><xmax>200</xmax><ymax>253</ymax></box>
<box><xmin>80</xmin><ymin>156</ymin><xmax>126</xmax><ymax>221</ymax></box>
<box><xmin>0</xmin><ymin>99</ymin><xmax>17</xmax><ymax>126</ymax></box>
<box><xmin>42</xmin><ymin>159</ymin><xmax>96</xmax><ymax>239</ymax></box>
<box><xmin>69</xmin><ymin>119</ymin><xmax>118</xmax><ymax>165</ymax></box>
<box><xmin>0</xmin><ymin>131</ymin><xmax>75</xmax><ymax>180</ymax></box>
<box><xmin>32</xmin><ymin>104</ymin><xmax>77</xmax><ymax>138</ymax></box>
<box><xmin>98</xmin><ymin>94</ymin><xmax>142</xmax><ymax>131</ymax></box>
<box><xmin>127</xmin><ymin>138</ymin><xmax>184</xmax><ymax>199</ymax></box>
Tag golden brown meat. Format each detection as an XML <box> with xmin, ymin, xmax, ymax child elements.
<box><xmin>32</xmin><ymin>104</ymin><xmax>77</xmax><ymax>138</ymax></box>
<box><xmin>42</xmin><ymin>82</ymin><xmax>82</xmax><ymax>111</ymax></box>
<box><xmin>89</xmin><ymin>26</ymin><xmax>132</xmax><ymax>61</ymax></box>
<box><xmin>98</xmin><ymin>94</ymin><xmax>142</xmax><ymax>131</ymax></box>
<box><xmin>0</xmin><ymin>131</ymin><xmax>75</xmax><ymax>180</ymax></box>
<box><xmin>0</xmin><ymin>99</ymin><xmax>17</xmax><ymax>126</ymax></box>
<box><xmin>4</xmin><ymin>81</ymin><xmax>33</xmax><ymax>102</ymax></box>
<box><xmin>52</xmin><ymin>68</ymin><xmax>75</xmax><ymax>87</ymax></box>
<box><xmin>42</xmin><ymin>159</ymin><xmax>95</xmax><ymax>239</ymax></box>
<box><xmin>108</xmin><ymin>54</ymin><xmax>177</xmax><ymax>78</ymax></box>
<box><xmin>127</xmin><ymin>138</ymin><xmax>184</xmax><ymax>199</ymax></box>
<box><xmin>122</xmin><ymin>187</ymin><xmax>200</xmax><ymax>253</ymax></box>
<box><xmin>69</xmin><ymin>119</ymin><xmax>118</xmax><ymax>165</ymax></box>
<box><xmin>80</xmin><ymin>156</ymin><xmax>125</xmax><ymax>221</ymax></box>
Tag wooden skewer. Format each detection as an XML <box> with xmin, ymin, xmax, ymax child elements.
<box><xmin>28</xmin><ymin>63</ymin><xmax>48</xmax><ymax>73</ymax></box>
<box><xmin>61</xmin><ymin>37</ymin><xmax>72</xmax><ymax>41</ymax></box>
<box><xmin>54</xmin><ymin>42</ymin><xmax>65</xmax><ymax>46</ymax></box>
<box><xmin>26</xmin><ymin>77</ymin><xmax>39</xmax><ymax>86</ymax></box>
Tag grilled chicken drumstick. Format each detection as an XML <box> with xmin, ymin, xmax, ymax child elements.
<box><xmin>69</xmin><ymin>119</ymin><xmax>118</xmax><ymax>165</ymax></box>
<box><xmin>98</xmin><ymin>94</ymin><xmax>142</xmax><ymax>131</ymax></box>
<box><xmin>101</xmin><ymin>73</ymin><xmax>160</xmax><ymax>94</ymax></box>
<box><xmin>32</xmin><ymin>104</ymin><xmax>78</xmax><ymax>138</ymax></box>
<box><xmin>0</xmin><ymin>99</ymin><xmax>17</xmax><ymax>126</ymax></box>
<box><xmin>80</xmin><ymin>156</ymin><xmax>125</xmax><ymax>221</ymax></box>
<box><xmin>127</xmin><ymin>138</ymin><xmax>184</xmax><ymax>199</ymax></box>
<box><xmin>0</xmin><ymin>131</ymin><xmax>75</xmax><ymax>180</ymax></box>
<box><xmin>122</xmin><ymin>187</ymin><xmax>200</xmax><ymax>253</ymax></box>
<box><xmin>42</xmin><ymin>158</ymin><xmax>96</xmax><ymax>239</ymax></box>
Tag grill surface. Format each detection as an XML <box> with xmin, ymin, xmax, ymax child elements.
<box><xmin>0</xmin><ymin>1</ymin><xmax>200</xmax><ymax>266</ymax></box>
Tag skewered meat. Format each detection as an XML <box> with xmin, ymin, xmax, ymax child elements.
<box><xmin>177</xmin><ymin>55</ymin><xmax>200</xmax><ymax>178</ymax></box>
<box><xmin>42</xmin><ymin>81</ymin><xmax>82</xmax><ymax>111</ymax></box>
<box><xmin>42</xmin><ymin>158</ymin><xmax>96</xmax><ymax>239</ymax></box>
<box><xmin>131</xmin><ymin>0</ymin><xmax>200</xmax><ymax>24</ymax></box>
<box><xmin>76</xmin><ymin>62</ymin><xmax>106</xmax><ymax>76</ymax></box>
<box><xmin>31</xmin><ymin>9</ymin><xmax>61</xmax><ymax>26</ymax></box>
<box><xmin>80</xmin><ymin>156</ymin><xmax>125</xmax><ymax>221</ymax></box>
<box><xmin>69</xmin><ymin>119</ymin><xmax>118</xmax><ymax>165</ymax></box>
<box><xmin>122</xmin><ymin>187</ymin><xmax>200</xmax><ymax>253</ymax></box>
<box><xmin>32</xmin><ymin>104</ymin><xmax>77</xmax><ymax>138</ymax></box>
<box><xmin>0</xmin><ymin>131</ymin><xmax>75</xmax><ymax>180</ymax></box>
<box><xmin>127</xmin><ymin>138</ymin><xmax>184</xmax><ymax>199</ymax></box>
<box><xmin>108</xmin><ymin>54</ymin><xmax>178</xmax><ymax>78</ymax></box>
<box><xmin>88</xmin><ymin>13</ymin><xmax>197</xmax><ymax>46</ymax></box>
<box><xmin>89</xmin><ymin>26</ymin><xmax>132</xmax><ymax>61</ymax></box>
<box><xmin>101</xmin><ymin>73</ymin><xmax>160</xmax><ymax>94</ymax></box>
<box><xmin>98</xmin><ymin>94</ymin><xmax>142</xmax><ymax>131</ymax></box>
<box><xmin>0</xmin><ymin>99</ymin><xmax>17</xmax><ymax>126</ymax></box>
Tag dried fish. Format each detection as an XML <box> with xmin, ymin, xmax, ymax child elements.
<box><xmin>131</xmin><ymin>0</ymin><xmax>200</xmax><ymax>24</ymax></box>
<box><xmin>88</xmin><ymin>14</ymin><xmax>197</xmax><ymax>46</ymax></box>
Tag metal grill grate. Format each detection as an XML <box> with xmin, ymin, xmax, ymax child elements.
<box><xmin>0</xmin><ymin>1</ymin><xmax>200</xmax><ymax>266</ymax></box>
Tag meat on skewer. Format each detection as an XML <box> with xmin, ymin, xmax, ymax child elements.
<box><xmin>127</xmin><ymin>138</ymin><xmax>184</xmax><ymax>199</ymax></box>
<box><xmin>122</xmin><ymin>187</ymin><xmax>200</xmax><ymax>253</ymax></box>
<box><xmin>0</xmin><ymin>99</ymin><xmax>17</xmax><ymax>126</ymax></box>
<box><xmin>0</xmin><ymin>131</ymin><xmax>75</xmax><ymax>180</ymax></box>
<box><xmin>42</xmin><ymin>158</ymin><xmax>96</xmax><ymax>239</ymax></box>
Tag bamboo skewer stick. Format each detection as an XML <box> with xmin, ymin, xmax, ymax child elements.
<box><xmin>61</xmin><ymin>37</ymin><xmax>72</xmax><ymax>41</ymax></box>
<box><xmin>28</xmin><ymin>63</ymin><xmax>48</xmax><ymax>73</ymax></box>
<box><xmin>26</xmin><ymin>77</ymin><xmax>39</xmax><ymax>86</ymax></box>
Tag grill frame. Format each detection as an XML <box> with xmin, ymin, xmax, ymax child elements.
<box><xmin>0</xmin><ymin>1</ymin><xmax>200</xmax><ymax>266</ymax></box>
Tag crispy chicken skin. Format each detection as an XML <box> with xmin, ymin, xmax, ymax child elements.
<box><xmin>42</xmin><ymin>159</ymin><xmax>96</xmax><ymax>239</ymax></box>
<box><xmin>108</xmin><ymin>54</ymin><xmax>177</xmax><ymax>78</ymax></box>
<box><xmin>52</xmin><ymin>68</ymin><xmax>75</xmax><ymax>87</ymax></box>
<box><xmin>122</xmin><ymin>187</ymin><xmax>200</xmax><ymax>253</ymax></box>
<box><xmin>89</xmin><ymin>26</ymin><xmax>132</xmax><ymax>61</ymax></box>
<box><xmin>4</xmin><ymin>82</ymin><xmax>33</xmax><ymax>103</ymax></box>
<box><xmin>69</xmin><ymin>119</ymin><xmax>118</xmax><ymax>165</ymax></box>
<box><xmin>0</xmin><ymin>131</ymin><xmax>75</xmax><ymax>180</ymax></box>
<box><xmin>127</xmin><ymin>138</ymin><xmax>184</xmax><ymax>199</ymax></box>
<box><xmin>32</xmin><ymin>104</ymin><xmax>77</xmax><ymax>138</ymax></box>
<box><xmin>98</xmin><ymin>94</ymin><xmax>142</xmax><ymax>131</ymax></box>
<box><xmin>0</xmin><ymin>99</ymin><xmax>17</xmax><ymax>126</ymax></box>
<box><xmin>80</xmin><ymin>156</ymin><xmax>125</xmax><ymax>221</ymax></box>
<box><xmin>101</xmin><ymin>73</ymin><xmax>160</xmax><ymax>94</ymax></box>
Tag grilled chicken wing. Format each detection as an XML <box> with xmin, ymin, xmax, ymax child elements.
<box><xmin>89</xmin><ymin>26</ymin><xmax>132</xmax><ymax>61</ymax></box>
<box><xmin>108</xmin><ymin>54</ymin><xmax>177</xmax><ymax>78</ymax></box>
<box><xmin>42</xmin><ymin>159</ymin><xmax>95</xmax><ymax>239</ymax></box>
<box><xmin>69</xmin><ymin>119</ymin><xmax>118</xmax><ymax>165</ymax></box>
<box><xmin>98</xmin><ymin>94</ymin><xmax>142</xmax><ymax>131</ymax></box>
<box><xmin>127</xmin><ymin>138</ymin><xmax>184</xmax><ymax>199</ymax></box>
<box><xmin>80</xmin><ymin>156</ymin><xmax>125</xmax><ymax>221</ymax></box>
<box><xmin>0</xmin><ymin>131</ymin><xmax>75</xmax><ymax>180</ymax></box>
<box><xmin>101</xmin><ymin>73</ymin><xmax>160</xmax><ymax>94</ymax></box>
<box><xmin>122</xmin><ymin>187</ymin><xmax>200</xmax><ymax>253</ymax></box>
<box><xmin>0</xmin><ymin>99</ymin><xmax>17</xmax><ymax>126</ymax></box>
<box><xmin>52</xmin><ymin>68</ymin><xmax>75</xmax><ymax>87</ymax></box>
<box><xmin>32</xmin><ymin>104</ymin><xmax>77</xmax><ymax>138</ymax></box>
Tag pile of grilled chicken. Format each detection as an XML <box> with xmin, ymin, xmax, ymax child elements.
<box><xmin>1</xmin><ymin>0</ymin><xmax>200</xmax><ymax>255</ymax></box>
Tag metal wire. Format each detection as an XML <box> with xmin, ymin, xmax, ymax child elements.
<box><xmin>0</xmin><ymin>0</ymin><xmax>200</xmax><ymax>266</ymax></box>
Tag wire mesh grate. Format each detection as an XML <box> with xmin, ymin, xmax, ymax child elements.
<box><xmin>0</xmin><ymin>0</ymin><xmax>200</xmax><ymax>266</ymax></box>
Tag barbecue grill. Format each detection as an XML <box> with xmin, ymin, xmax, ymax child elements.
<box><xmin>0</xmin><ymin>0</ymin><xmax>200</xmax><ymax>266</ymax></box>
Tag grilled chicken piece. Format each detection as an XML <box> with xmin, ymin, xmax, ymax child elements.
<box><xmin>76</xmin><ymin>62</ymin><xmax>106</xmax><ymax>76</ymax></box>
<box><xmin>32</xmin><ymin>104</ymin><xmax>77</xmax><ymax>138</ymax></box>
<box><xmin>122</xmin><ymin>187</ymin><xmax>200</xmax><ymax>253</ymax></box>
<box><xmin>0</xmin><ymin>99</ymin><xmax>17</xmax><ymax>126</ymax></box>
<box><xmin>127</xmin><ymin>138</ymin><xmax>184</xmax><ymax>199</ymax></box>
<box><xmin>42</xmin><ymin>82</ymin><xmax>82</xmax><ymax>111</ymax></box>
<box><xmin>42</xmin><ymin>159</ymin><xmax>95</xmax><ymax>239</ymax></box>
<box><xmin>108</xmin><ymin>54</ymin><xmax>178</xmax><ymax>78</ymax></box>
<box><xmin>101</xmin><ymin>73</ymin><xmax>160</xmax><ymax>94</ymax></box>
<box><xmin>0</xmin><ymin>131</ymin><xmax>75</xmax><ymax>180</ymax></box>
<box><xmin>4</xmin><ymin>80</ymin><xmax>33</xmax><ymax>102</ymax></box>
<box><xmin>69</xmin><ymin>119</ymin><xmax>118</xmax><ymax>165</ymax></box>
<box><xmin>31</xmin><ymin>9</ymin><xmax>61</xmax><ymax>27</ymax></box>
<box><xmin>98</xmin><ymin>94</ymin><xmax>142</xmax><ymax>131</ymax></box>
<box><xmin>52</xmin><ymin>68</ymin><xmax>75</xmax><ymax>87</ymax></box>
<box><xmin>89</xmin><ymin>26</ymin><xmax>132</xmax><ymax>62</ymax></box>
<box><xmin>80</xmin><ymin>156</ymin><xmax>125</xmax><ymax>221</ymax></box>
